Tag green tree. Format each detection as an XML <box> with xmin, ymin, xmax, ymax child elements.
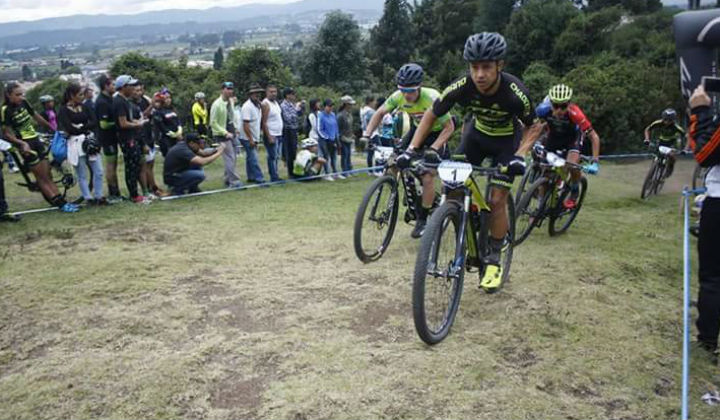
<box><xmin>302</xmin><ymin>11</ymin><xmax>367</xmax><ymax>92</ymax></box>
<box><xmin>505</xmin><ymin>0</ymin><xmax>579</xmax><ymax>74</ymax></box>
<box><xmin>473</xmin><ymin>0</ymin><xmax>516</xmax><ymax>32</ymax></box>
<box><xmin>26</xmin><ymin>78</ymin><xmax>69</xmax><ymax>110</ymax></box>
<box><xmin>587</xmin><ymin>0</ymin><xmax>662</xmax><ymax>13</ymax></box>
<box><xmin>21</xmin><ymin>64</ymin><xmax>33</xmax><ymax>81</ymax></box>
<box><xmin>224</xmin><ymin>47</ymin><xmax>294</xmax><ymax>91</ymax></box>
<box><xmin>213</xmin><ymin>47</ymin><xmax>224</xmax><ymax>70</ymax></box>
<box><xmin>369</xmin><ymin>0</ymin><xmax>415</xmax><ymax>71</ymax></box>
<box><xmin>551</xmin><ymin>6</ymin><xmax>622</xmax><ymax>71</ymax></box>
<box><xmin>521</xmin><ymin>62</ymin><xmax>559</xmax><ymax>105</ymax></box>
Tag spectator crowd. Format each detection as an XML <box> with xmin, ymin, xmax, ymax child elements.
<box><xmin>0</xmin><ymin>75</ymin><xmax>411</xmax><ymax>219</ymax></box>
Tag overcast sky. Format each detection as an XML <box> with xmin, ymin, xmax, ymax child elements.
<box><xmin>0</xmin><ymin>0</ymin><xmax>293</xmax><ymax>23</ymax></box>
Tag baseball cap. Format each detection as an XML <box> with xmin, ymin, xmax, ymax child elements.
<box><xmin>341</xmin><ymin>95</ymin><xmax>356</xmax><ymax>105</ymax></box>
<box><xmin>115</xmin><ymin>75</ymin><xmax>138</xmax><ymax>89</ymax></box>
<box><xmin>323</xmin><ymin>98</ymin><xmax>334</xmax><ymax>107</ymax></box>
<box><xmin>222</xmin><ymin>81</ymin><xmax>235</xmax><ymax>90</ymax></box>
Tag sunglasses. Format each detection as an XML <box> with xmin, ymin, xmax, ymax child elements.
<box><xmin>399</xmin><ymin>87</ymin><xmax>420</xmax><ymax>93</ymax></box>
<box><xmin>552</xmin><ymin>102</ymin><xmax>568</xmax><ymax>110</ymax></box>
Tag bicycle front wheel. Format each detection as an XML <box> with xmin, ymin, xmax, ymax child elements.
<box><xmin>549</xmin><ymin>176</ymin><xmax>587</xmax><ymax>236</ymax></box>
<box><xmin>514</xmin><ymin>177</ymin><xmax>548</xmax><ymax>246</ymax></box>
<box><xmin>412</xmin><ymin>201</ymin><xmax>465</xmax><ymax>345</ymax></box>
<box><xmin>353</xmin><ymin>175</ymin><xmax>399</xmax><ymax>263</ymax></box>
<box><xmin>641</xmin><ymin>160</ymin><xmax>658</xmax><ymax>199</ymax></box>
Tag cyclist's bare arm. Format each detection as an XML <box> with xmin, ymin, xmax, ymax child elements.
<box><xmin>363</xmin><ymin>106</ymin><xmax>389</xmax><ymax>138</ymax></box>
<box><xmin>587</xmin><ymin>129</ymin><xmax>600</xmax><ymax>160</ymax></box>
<box><xmin>33</xmin><ymin>113</ymin><xmax>53</xmax><ymax>132</ymax></box>
<box><xmin>516</xmin><ymin>121</ymin><xmax>544</xmax><ymax>155</ymax></box>
<box><xmin>430</xmin><ymin>116</ymin><xmax>455</xmax><ymax>150</ymax></box>
<box><xmin>2</xmin><ymin>126</ymin><xmax>28</xmax><ymax>152</ymax></box>
<box><xmin>409</xmin><ymin>109</ymin><xmax>437</xmax><ymax>150</ymax></box>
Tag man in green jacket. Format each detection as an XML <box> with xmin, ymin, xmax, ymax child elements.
<box><xmin>210</xmin><ymin>81</ymin><xmax>242</xmax><ymax>188</ymax></box>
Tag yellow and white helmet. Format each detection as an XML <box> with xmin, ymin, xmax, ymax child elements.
<box><xmin>548</xmin><ymin>84</ymin><xmax>573</xmax><ymax>104</ymax></box>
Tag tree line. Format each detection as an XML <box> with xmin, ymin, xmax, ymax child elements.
<box><xmin>28</xmin><ymin>0</ymin><xmax>683</xmax><ymax>153</ymax></box>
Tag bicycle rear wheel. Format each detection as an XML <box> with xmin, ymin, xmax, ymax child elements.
<box><xmin>549</xmin><ymin>176</ymin><xmax>587</xmax><ymax>236</ymax></box>
<box><xmin>513</xmin><ymin>177</ymin><xmax>548</xmax><ymax>246</ymax></box>
<box><xmin>353</xmin><ymin>175</ymin><xmax>399</xmax><ymax>263</ymax></box>
<box><xmin>514</xmin><ymin>165</ymin><xmax>539</xmax><ymax>205</ymax></box>
<box><xmin>641</xmin><ymin>160</ymin><xmax>658</xmax><ymax>199</ymax></box>
<box><xmin>412</xmin><ymin>201</ymin><xmax>464</xmax><ymax>345</ymax></box>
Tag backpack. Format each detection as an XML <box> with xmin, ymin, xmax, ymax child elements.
<box><xmin>50</xmin><ymin>131</ymin><xmax>67</xmax><ymax>162</ymax></box>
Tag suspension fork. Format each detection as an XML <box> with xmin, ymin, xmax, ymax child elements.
<box><xmin>455</xmin><ymin>189</ymin><xmax>471</xmax><ymax>269</ymax></box>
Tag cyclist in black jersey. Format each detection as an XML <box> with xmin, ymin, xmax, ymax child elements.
<box><xmin>407</xmin><ymin>32</ymin><xmax>543</xmax><ymax>289</ymax></box>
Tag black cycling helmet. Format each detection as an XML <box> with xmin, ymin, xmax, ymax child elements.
<box><xmin>463</xmin><ymin>32</ymin><xmax>507</xmax><ymax>62</ymax></box>
<box><xmin>396</xmin><ymin>63</ymin><xmax>424</xmax><ymax>87</ymax></box>
<box><xmin>661</xmin><ymin>108</ymin><xmax>677</xmax><ymax>122</ymax></box>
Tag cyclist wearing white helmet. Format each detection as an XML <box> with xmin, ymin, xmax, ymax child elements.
<box><xmin>293</xmin><ymin>138</ymin><xmax>326</xmax><ymax>179</ymax></box>
<box><xmin>535</xmin><ymin>84</ymin><xmax>601</xmax><ymax>208</ymax></box>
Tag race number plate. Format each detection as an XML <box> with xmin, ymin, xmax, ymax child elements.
<box><xmin>658</xmin><ymin>145</ymin><xmax>673</xmax><ymax>155</ymax></box>
<box><xmin>438</xmin><ymin>161</ymin><xmax>473</xmax><ymax>184</ymax></box>
<box><xmin>374</xmin><ymin>146</ymin><xmax>394</xmax><ymax>161</ymax></box>
<box><xmin>546</xmin><ymin>152</ymin><xmax>566</xmax><ymax>168</ymax></box>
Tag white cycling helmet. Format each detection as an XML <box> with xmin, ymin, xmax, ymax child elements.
<box><xmin>194</xmin><ymin>92</ymin><xmax>205</xmax><ymax>100</ymax></box>
<box><xmin>301</xmin><ymin>138</ymin><xmax>318</xmax><ymax>148</ymax></box>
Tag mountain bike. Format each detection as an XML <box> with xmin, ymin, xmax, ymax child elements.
<box><xmin>0</xmin><ymin>133</ymin><xmax>75</xmax><ymax>204</ymax></box>
<box><xmin>353</xmin><ymin>144</ymin><xmax>438</xmax><ymax>263</ymax></box>
<box><xmin>412</xmin><ymin>157</ymin><xmax>514</xmax><ymax>345</ymax></box>
<box><xmin>514</xmin><ymin>145</ymin><xmax>592</xmax><ymax>246</ymax></box>
<box><xmin>641</xmin><ymin>144</ymin><xmax>678</xmax><ymax>199</ymax></box>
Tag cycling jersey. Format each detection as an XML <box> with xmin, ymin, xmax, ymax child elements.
<box><xmin>385</xmin><ymin>87</ymin><xmax>450</xmax><ymax>132</ymax></box>
<box><xmin>647</xmin><ymin>119</ymin><xmax>685</xmax><ymax>144</ymax></box>
<box><xmin>535</xmin><ymin>100</ymin><xmax>592</xmax><ymax>153</ymax></box>
<box><xmin>192</xmin><ymin>102</ymin><xmax>208</xmax><ymax>136</ymax></box>
<box><xmin>293</xmin><ymin>149</ymin><xmax>319</xmax><ymax>177</ymax></box>
<box><xmin>95</xmin><ymin>92</ymin><xmax>118</xmax><ymax>156</ymax></box>
<box><xmin>433</xmin><ymin>72</ymin><xmax>535</xmax><ymax>137</ymax></box>
<box><xmin>1</xmin><ymin>100</ymin><xmax>39</xmax><ymax>141</ymax></box>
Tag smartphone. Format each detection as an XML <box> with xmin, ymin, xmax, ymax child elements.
<box><xmin>702</xmin><ymin>76</ymin><xmax>720</xmax><ymax>92</ymax></box>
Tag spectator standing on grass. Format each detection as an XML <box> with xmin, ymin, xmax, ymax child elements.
<box><xmin>238</xmin><ymin>84</ymin><xmax>266</xmax><ymax>183</ymax></box>
<box><xmin>318</xmin><ymin>99</ymin><xmax>341</xmax><ymax>179</ymax></box>
<box><xmin>261</xmin><ymin>84</ymin><xmax>283</xmax><ymax>182</ymax></box>
<box><xmin>83</xmin><ymin>85</ymin><xmax>94</xmax><ymax>113</ymax></box>
<box><xmin>280</xmin><ymin>87</ymin><xmax>304</xmax><ymax>178</ymax></box>
<box><xmin>135</xmin><ymin>83</ymin><xmax>164</xmax><ymax>198</ymax></box>
<box><xmin>163</xmin><ymin>133</ymin><xmax>225</xmax><ymax>195</ymax></box>
<box><xmin>113</xmin><ymin>75</ymin><xmax>148</xmax><ymax>203</ymax></box>
<box><xmin>95</xmin><ymin>74</ymin><xmax>122</xmax><ymax>201</ymax></box>
<box><xmin>153</xmin><ymin>88</ymin><xmax>181</xmax><ymax>157</ymax></box>
<box><xmin>210</xmin><ymin>81</ymin><xmax>242</xmax><ymax>188</ymax></box>
<box><xmin>337</xmin><ymin>95</ymin><xmax>356</xmax><ymax>175</ymax></box>
<box><xmin>38</xmin><ymin>95</ymin><xmax>57</xmax><ymax>133</ymax></box>
<box><xmin>192</xmin><ymin>92</ymin><xmax>209</xmax><ymax>138</ymax></box>
<box><xmin>360</xmin><ymin>96</ymin><xmax>378</xmax><ymax>169</ymax></box>
<box><xmin>59</xmin><ymin>82</ymin><xmax>105</xmax><ymax>205</ymax></box>
<box><xmin>688</xmin><ymin>84</ymin><xmax>720</xmax><ymax>362</ymax></box>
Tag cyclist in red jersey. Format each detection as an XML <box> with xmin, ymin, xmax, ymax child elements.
<box><xmin>535</xmin><ymin>84</ymin><xmax>600</xmax><ymax>208</ymax></box>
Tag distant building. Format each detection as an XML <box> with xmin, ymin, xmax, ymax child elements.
<box><xmin>187</xmin><ymin>60</ymin><xmax>214</xmax><ymax>69</ymax></box>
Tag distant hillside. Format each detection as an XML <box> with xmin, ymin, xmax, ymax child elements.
<box><xmin>0</xmin><ymin>0</ymin><xmax>384</xmax><ymax>46</ymax></box>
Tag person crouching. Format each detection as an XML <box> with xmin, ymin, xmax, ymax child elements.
<box><xmin>163</xmin><ymin>133</ymin><xmax>225</xmax><ymax>195</ymax></box>
<box><xmin>293</xmin><ymin>138</ymin><xmax>326</xmax><ymax>180</ymax></box>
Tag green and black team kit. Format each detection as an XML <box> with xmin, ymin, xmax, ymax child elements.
<box><xmin>432</xmin><ymin>72</ymin><xmax>535</xmax><ymax>187</ymax></box>
<box><xmin>384</xmin><ymin>87</ymin><xmax>451</xmax><ymax>152</ymax></box>
<box><xmin>0</xmin><ymin>100</ymin><xmax>46</xmax><ymax>166</ymax></box>
<box><xmin>95</xmin><ymin>92</ymin><xmax>117</xmax><ymax>157</ymax></box>
<box><xmin>646</xmin><ymin>120</ymin><xmax>685</xmax><ymax>147</ymax></box>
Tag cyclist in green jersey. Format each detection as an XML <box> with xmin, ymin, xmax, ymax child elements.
<box><xmin>362</xmin><ymin>63</ymin><xmax>455</xmax><ymax>238</ymax></box>
<box><xmin>643</xmin><ymin>108</ymin><xmax>687</xmax><ymax>177</ymax></box>
<box><xmin>1</xmin><ymin>82</ymin><xmax>80</xmax><ymax>212</ymax></box>
<box><xmin>408</xmin><ymin>32</ymin><xmax>543</xmax><ymax>290</ymax></box>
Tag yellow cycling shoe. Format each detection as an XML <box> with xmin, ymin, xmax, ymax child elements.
<box><xmin>480</xmin><ymin>264</ymin><xmax>503</xmax><ymax>293</ymax></box>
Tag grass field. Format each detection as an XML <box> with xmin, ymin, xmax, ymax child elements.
<box><xmin>0</xmin><ymin>153</ymin><xmax>718</xmax><ymax>419</ymax></box>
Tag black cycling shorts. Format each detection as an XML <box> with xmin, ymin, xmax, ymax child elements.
<box><xmin>401</xmin><ymin>125</ymin><xmax>449</xmax><ymax>158</ymax></box>
<box><xmin>20</xmin><ymin>138</ymin><xmax>48</xmax><ymax>167</ymax></box>
<box><xmin>455</xmin><ymin>124</ymin><xmax>519</xmax><ymax>189</ymax></box>
<box><xmin>545</xmin><ymin>131</ymin><xmax>583</xmax><ymax>156</ymax></box>
<box><xmin>99</xmin><ymin>133</ymin><xmax>119</xmax><ymax>157</ymax></box>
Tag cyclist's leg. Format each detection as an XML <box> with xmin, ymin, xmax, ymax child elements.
<box><xmin>22</xmin><ymin>139</ymin><xmax>65</xmax><ymax>203</ymax></box>
<box><xmin>419</xmin><ymin>130</ymin><xmax>442</xmax><ymax>209</ymax></box>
